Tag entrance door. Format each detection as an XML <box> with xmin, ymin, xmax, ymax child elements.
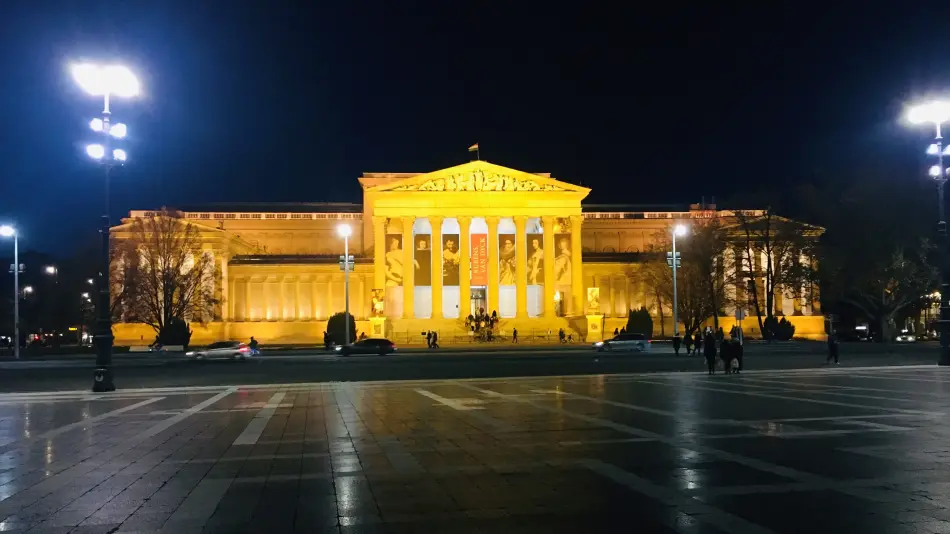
<box><xmin>470</xmin><ymin>287</ymin><xmax>487</xmax><ymax>316</ymax></box>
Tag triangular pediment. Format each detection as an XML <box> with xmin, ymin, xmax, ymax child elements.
<box><xmin>365</xmin><ymin>161</ymin><xmax>590</xmax><ymax>195</ymax></box>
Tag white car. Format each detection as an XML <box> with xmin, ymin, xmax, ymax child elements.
<box><xmin>895</xmin><ymin>332</ymin><xmax>917</xmax><ymax>343</ymax></box>
<box><xmin>593</xmin><ymin>333</ymin><xmax>651</xmax><ymax>352</ymax></box>
<box><xmin>186</xmin><ymin>341</ymin><xmax>253</xmax><ymax>361</ymax></box>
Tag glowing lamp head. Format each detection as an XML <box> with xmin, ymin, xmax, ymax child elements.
<box><xmin>930</xmin><ymin>165</ymin><xmax>943</xmax><ymax>178</ymax></box>
<box><xmin>22</xmin><ymin>286</ymin><xmax>33</xmax><ymax>294</ymax></box>
<box><xmin>673</xmin><ymin>224</ymin><xmax>688</xmax><ymax>237</ymax></box>
<box><xmin>109</xmin><ymin>123</ymin><xmax>127</xmax><ymax>138</ymax></box>
<box><xmin>907</xmin><ymin>101</ymin><xmax>950</xmax><ymax>125</ymax></box>
<box><xmin>337</xmin><ymin>224</ymin><xmax>352</xmax><ymax>238</ymax></box>
<box><xmin>44</xmin><ymin>266</ymin><xmax>56</xmax><ymax>274</ymax></box>
<box><xmin>71</xmin><ymin>63</ymin><xmax>140</xmax><ymax>98</ymax></box>
<box><xmin>81</xmin><ymin>292</ymin><xmax>89</xmax><ymax>299</ymax></box>
<box><xmin>0</xmin><ymin>225</ymin><xmax>14</xmax><ymax>238</ymax></box>
<box><xmin>86</xmin><ymin>144</ymin><xmax>105</xmax><ymax>160</ymax></box>
<box><xmin>90</xmin><ymin>118</ymin><xmax>104</xmax><ymax>132</ymax></box>
<box><xmin>87</xmin><ymin>278</ymin><xmax>94</xmax><ymax>284</ymax></box>
<box><xmin>112</xmin><ymin>149</ymin><xmax>127</xmax><ymax>162</ymax></box>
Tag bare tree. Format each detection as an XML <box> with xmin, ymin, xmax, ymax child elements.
<box><xmin>112</xmin><ymin>210</ymin><xmax>219</xmax><ymax>335</ymax></box>
<box><xmin>733</xmin><ymin>209</ymin><xmax>817</xmax><ymax>336</ymax></box>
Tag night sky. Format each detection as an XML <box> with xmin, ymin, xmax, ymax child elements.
<box><xmin>1</xmin><ymin>2</ymin><xmax>949</xmax><ymax>253</ymax></box>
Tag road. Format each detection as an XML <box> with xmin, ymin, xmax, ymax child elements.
<box><xmin>0</xmin><ymin>343</ymin><xmax>937</xmax><ymax>393</ymax></box>
<box><xmin>1</xmin><ymin>365</ymin><xmax>949</xmax><ymax>532</ymax></box>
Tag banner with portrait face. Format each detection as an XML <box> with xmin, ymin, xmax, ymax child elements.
<box><xmin>471</xmin><ymin>234</ymin><xmax>488</xmax><ymax>286</ymax></box>
<box><xmin>442</xmin><ymin>234</ymin><xmax>460</xmax><ymax>286</ymax></box>
<box><xmin>554</xmin><ymin>234</ymin><xmax>572</xmax><ymax>286</ymax></box>
<box><xmin>498</xmin><ymin>234</ymin><xmax>516</xmax><ymax>285</ymax></box>
<box><xmin>414</xmin><ymin>234</ymin><xmax>431</xmax><ymax>286</ymax></box>
<box><xmin>526</xmin><ymin>233</ymin><xmax>544</xmax><ymax>285</ymax></box>
<box><xmin>384</xmin><ymin>234</ymin><xmax>404</xmax><ymax>286</ymax></box>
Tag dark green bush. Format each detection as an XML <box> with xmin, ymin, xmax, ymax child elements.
<box><xmin>327</xmin><ymin>312</ymin><xmax>357</xmax><ymax>345</ymax></box>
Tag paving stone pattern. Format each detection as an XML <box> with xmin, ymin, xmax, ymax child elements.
<box><xmin>0</xmin><ymin>366</ymin><xmax>950</xmax><ymax>532</ymax></box>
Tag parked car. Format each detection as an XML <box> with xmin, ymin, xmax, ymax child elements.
<box><xmin>335</xmin><ymin>338</ymin><xmax>397</xmax><ymax>356</ymax></box>
<box><xmin>186</xmin><ymin>341</ymin><xmax>253</xmax><ymax>361</ymax></box>
<box><xmin>593</xmin><ymin>333</ymin><xmax>651</xmax><ymax>352</ymax></box>
<box><xmin>896</xmin><ymin>330</ymin><xmax>917</xmax><ymax>343</ymax></box>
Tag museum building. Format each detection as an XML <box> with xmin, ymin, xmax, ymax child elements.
<box><xmin>111</xmin><ymin>160</ymin><xmax>825</xmax><ymax>345</ymax></box>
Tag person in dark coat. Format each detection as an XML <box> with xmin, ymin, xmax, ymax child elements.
<box><xmin>694</xmin><ymin>331</ymin><xmax>703</xmax><ymax>355</ymax></box>
<box><xmin>684</xmin><ymin>333</ymin><xmax>694</xmax><ymax>355</ymax></box>
<box><xmin>704</xmin><ymin>332</ymin><xmax>717</xmax><ymax>374</ymax></box>
<box><xmin>733</xmin><ymin>339</ymin><xmax>744</xmax><ymax>372</ymax></box>
<box><xmin>720</xmin><ymin>339</ymin><xmax>733</xmax><ymax>374</ymax></box>
<box><xmin>672</xmin><ymin>334</ymin><xmax>682</xmax><ymax>356</ymax></box>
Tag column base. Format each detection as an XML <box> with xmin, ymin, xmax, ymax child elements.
<box><xmin>369</xmin><ymin>317</ymin><xmax>389</xmax><ymax>339</ymax></box>
<box><xmin>586</xmin><ymin>314</ymin><xmax>605</xmax><ymax>343</ymax></box>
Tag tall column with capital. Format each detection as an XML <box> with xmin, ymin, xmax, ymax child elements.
<box><xmin>486</xmin><ymin>216</ymin><xmax>500</xmax><ymax>314</ymax></box>
<box><xmin>542</xmin><ymin>216</ymin><xmax>556</xmax><ymax>318</ymax></box>
<box><xmin>372</xmin><ymin>217</ymin><xmax>386</xmax><ymax>291</ymax></box>
<box><xmin>570</xmin><ymin>215</ymin><xmax>584</xmax><ymax>316</ymax></box>
<box><xmin>458</xmin><ymin>216</ymin><xmax>471</xmax><ymax>319</ymax></box>
<box><xmin>402</xmin><ymin>217</ymin><xmax>415</xmax><ymax>318</ymax></box>
<box><xmin>430</xmin><ymin>216</ymin><xmax>444</xmax><ymax>319</ymax></box>
<box><xmin>514</xmin><ymin>216</ymin><xmax>528</xmax><ymax>318</ymax></box>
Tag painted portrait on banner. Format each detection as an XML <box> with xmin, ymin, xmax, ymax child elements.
<box><xmin>371</xmin><ymin>289</ymin><xmax>385</xmax><ymax>317</ymax></box>
<box><xmin>587</xmin><ymin>287</ymin><xmax>600</xmax><ymax>313</ymax></box>
<box><xmin>471</xmin><ymin>234</ymin><xmax>488</xmax><ymax>286</ymax></box>
<box><xmin>554</xmin><ymin>234</ymin><xmax>572</xmax><ymax>286</ymax></box>
<box><xmin>414</xmin><ymin>235</ymin><xmax>431</xmax><ymax>286</ymax></box>
<box><xmin>385</xmin><ymin>234</ymin><xmax>404</xmax><ymax>286</ymax></box>
<box><xmin>442</xmin><ymin>234</ymin><xmax>460</xmax><ymax>286</ymax></box>
<box><xmin>527</xmin><ymin>233</ymin><xmax>543</xmax><ymax>285</ymax></box>
<box><xmin>499</xmin><ymin>234</ymin><xmax>516</xmax><ymax>285</ymax></box>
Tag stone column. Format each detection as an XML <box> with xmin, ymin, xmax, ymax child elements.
<box><xmin>373</xmin><ymin>217</ymin><xmax>386</xmax><ymax>291</ymax></box>
<box><xmin>514</xmin><ymin>215</ymin><xmax>528</xmax><ymax>319</ymax></box>
<box><xmin>486</xmin><ymin>216</ymin><xmax>500</xmax><ymax>314</ymax></box>
<box><xmin>402</xmin><ymin>217</ymin><xmax>415</xmax><ymax>318</ymax></box>
<box><xmin>772</xmin><ymin>257</ymin><xmax>783</xmax><ymax>316</ymax></box>
<box><xmin>219</xmin><ymin>256</ymin><xmax>229</xmax><ymax>321</ymax></box>
<box><xmin>542</xmin><ymin>216</ymin><xmax>556</xmax><ymax>319</ymax></box>
<box><xmin>276</xmin><ymin>275</ymin><xmax>286</xmax><ymax>321</ymax></box>
<box><xmin>570</xmin><ymin>215</ymin><xmax>584</xmax><ymax>316</ymax></box>
<box><xmin>608</xmin><ymin>276</ymin><xmax>616</xmax><ymax>317</ymax></box>
<box><xmin>244</xmin><ymin>277</ymin><xmax>252</xmax><ymax>321</ymax></box>
<box><xmin>458</xmin><ymin>216</ymin><xmax>472</xmax><ymax>319</ymax></box>
<box><xmin>228</xmin><ymin>278</ymin><xmax>236</xmax><ymax>320</ymax></box>
<box><xmin>294</xmin><ymin>276</ymin><xmax>301</xmax><ymax>320</ymax></box>
<box><xmin>358</xmin><ymin>275</ymin><xmax>366</xmax><ymax>319</ymax></box>
<box><xmin>430</xmin><ymin>216</ymin><xmax>444</xmax><ymax>319</ymax></box>
<box><xmin>325</xmin><ymin>277</ymin><xmax>333</xmax><ymax>318</ymax></box>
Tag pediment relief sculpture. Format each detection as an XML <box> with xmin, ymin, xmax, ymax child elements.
<box><xmin>392</xmin><ymin>170</ymin><xmax>564</xmax><ymax>192</ymax></box>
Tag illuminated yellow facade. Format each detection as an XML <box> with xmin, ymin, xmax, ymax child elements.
<box><xmin>111</xmin><ymin>160</ymin><xmax>825</xmax><ymax>345</ymax></box>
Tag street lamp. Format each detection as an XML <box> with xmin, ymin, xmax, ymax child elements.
<box><xmin>671</xmin><ymin>224</ymin><xmax>688</xmax><ymax>338</ymax></box>
<box><xmin>907</xmin><ymin>100</ymin><xmax>950</xmax><ymax>365</ymax></box>
<box><xmin>72</xmin><ymin>62</ymin><xmax>140</xmax><ymax>392</ymax></box>
<box><xmin>22</xmin><ymin>286</ymin><xmax>33</xmax><ymax>294</ymax></box>
<box><xmin>0</xmin><ymin>225</ymin><xmax>19</xmax><ymax>359</ymax></box>
<box><xmin>337</xmin><ymin>224</ymin><xmax>352</xmax><ymax>346</ymax></box>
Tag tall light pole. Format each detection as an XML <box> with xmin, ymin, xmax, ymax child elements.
<box><xmin>72</xmin><ymin>63</ymin><xmax>139</xmax><ymax>392</ymax></box>
<box><xmin>670</xmin><ymin>224</ymin><xmax>688</xmax><ymax>337</ymax></box>
<box><xmin>908</xmin><ymin>101</ymin><xmax>950</xmax><ymax>364</ymax></box>
<box><xmin>337</xmin><ymin>224</ymin><xmax>353</xmax><ymax>346</ymax></box>
<box><xmin>0</xmin><ymin>225</ymin><xmax>19</xmax><ymax>359</ymax></box>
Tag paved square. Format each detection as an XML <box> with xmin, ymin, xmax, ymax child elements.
<box><xmin>2</xmin><ymin>366</ymin><xmax>950</xmax><ymax>532</ymax></box>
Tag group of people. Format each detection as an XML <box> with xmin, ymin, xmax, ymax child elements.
<box><xmin>466</xmin><ymin>309</ymin><xmax>499</xmax><ymax>342</ymax></box>
<box><xmin>425</xmin><ymin>330</ymin><xmax>440</xmax><ymax>348</ymax></box>
<box><xmin>670</xmin><ymin>326</ymin><xmax>743</xmax><ymax>375</ymax></box>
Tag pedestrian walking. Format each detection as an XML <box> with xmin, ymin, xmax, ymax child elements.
<box><xmin>512</xmin><ymin>328</ymin><xmax>519</xmax><ymax>344</ymax></box>
<box><xmin>431</xmin><ymin>331</ymin><xmax>439</xmax><ymax>349</ymax></box>
<box><xmin>559</xmin><ymin>328</ymin><xmax>566</xmax><ymax>344</ymax></box>
<box><xmin>613</xmin><ymin>327</ymin><xmax>620</xmax><ymax>337</ymax></box>
<box><xmin>672</xmin><ymin>334</ymin><xmax>682</xmax><ymax>356</ymax></box>
<box><xmin>694</xmin><ymin>331</ymin><xmax>703</xmax><ymax>355</ymax></box>
<box><xmin>826</xmin><ymin>331</ymin><xmax>839</xmax><ymax>365</ymax></box>
<box><xmin>704</xmin><ymin>331</ymin><xmax>717</xmax><ymax>374</ymax></box>
<box><xmin>720</xmin><ymin>339</ymin><xmax>733</xmax><ymax>374</ymax></box>
<box><xmin>684</xmin><ymin>333</ymin><xmax>694</xmax><ymax>355</ymax></box>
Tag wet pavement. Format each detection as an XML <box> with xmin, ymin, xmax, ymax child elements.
<box><xmin>1</xmin><ymin>366</ymin><xmax>950</xmax><ymax>532</ymax></box>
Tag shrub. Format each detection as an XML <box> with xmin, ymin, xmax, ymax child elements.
<box><xmin>327</xmin><ymin>312</ymin><xmax>357</xmax><ymax>345</ymax></box>
<box><xmin>157</xmin><ymin>317</ymin><xmax>193</xmax><ymax>349</ymax></box>
<box><xmin>762</xmin><ymin>316</ymin><xmax>796</xmax><ymax>341</ymax></box>
<box><xmin>625</xmin><ymin>307</ymin><xmax>654</xmax><ymax>338</ymax></box>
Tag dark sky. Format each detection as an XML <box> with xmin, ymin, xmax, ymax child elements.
<box><xmin>1</xmin><ymin>2</ymin><xmax>949</xmax><ymax>253</ymax></box>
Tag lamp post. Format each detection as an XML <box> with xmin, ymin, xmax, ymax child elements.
<box><xmin>908</xmin><ymin>100</ymin><xmax>950</xmax><ymax>365</ymax></box>
<box><xmin>0</xmin><ymin>225</ymin><xmax>19</xmax><ymax>359</ymax></box>
<box><xmin>671</xmin><ymin>224</ymin><xmax>688</xmax><ymax>337</ymax></box>
<box><xmin>72</xmin><ymin>63</ymin><xmax>139</xmax><ymax>392</ymax></box>
<box><xmin>337</xmin><ymin>224</ymin><xmax>353</xmax><ymax>346</ymax></box>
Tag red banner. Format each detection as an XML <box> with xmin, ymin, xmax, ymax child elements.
<box><xmin>470</xmin><ymin>234</ymin><xmax>488</xmax><ymax>286</ymax></box>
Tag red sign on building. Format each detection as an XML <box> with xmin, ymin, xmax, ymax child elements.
<box><xmin>470</xmin><ymin>234</ymin><xmax>488</xmax><ymax>286</ymax></box>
